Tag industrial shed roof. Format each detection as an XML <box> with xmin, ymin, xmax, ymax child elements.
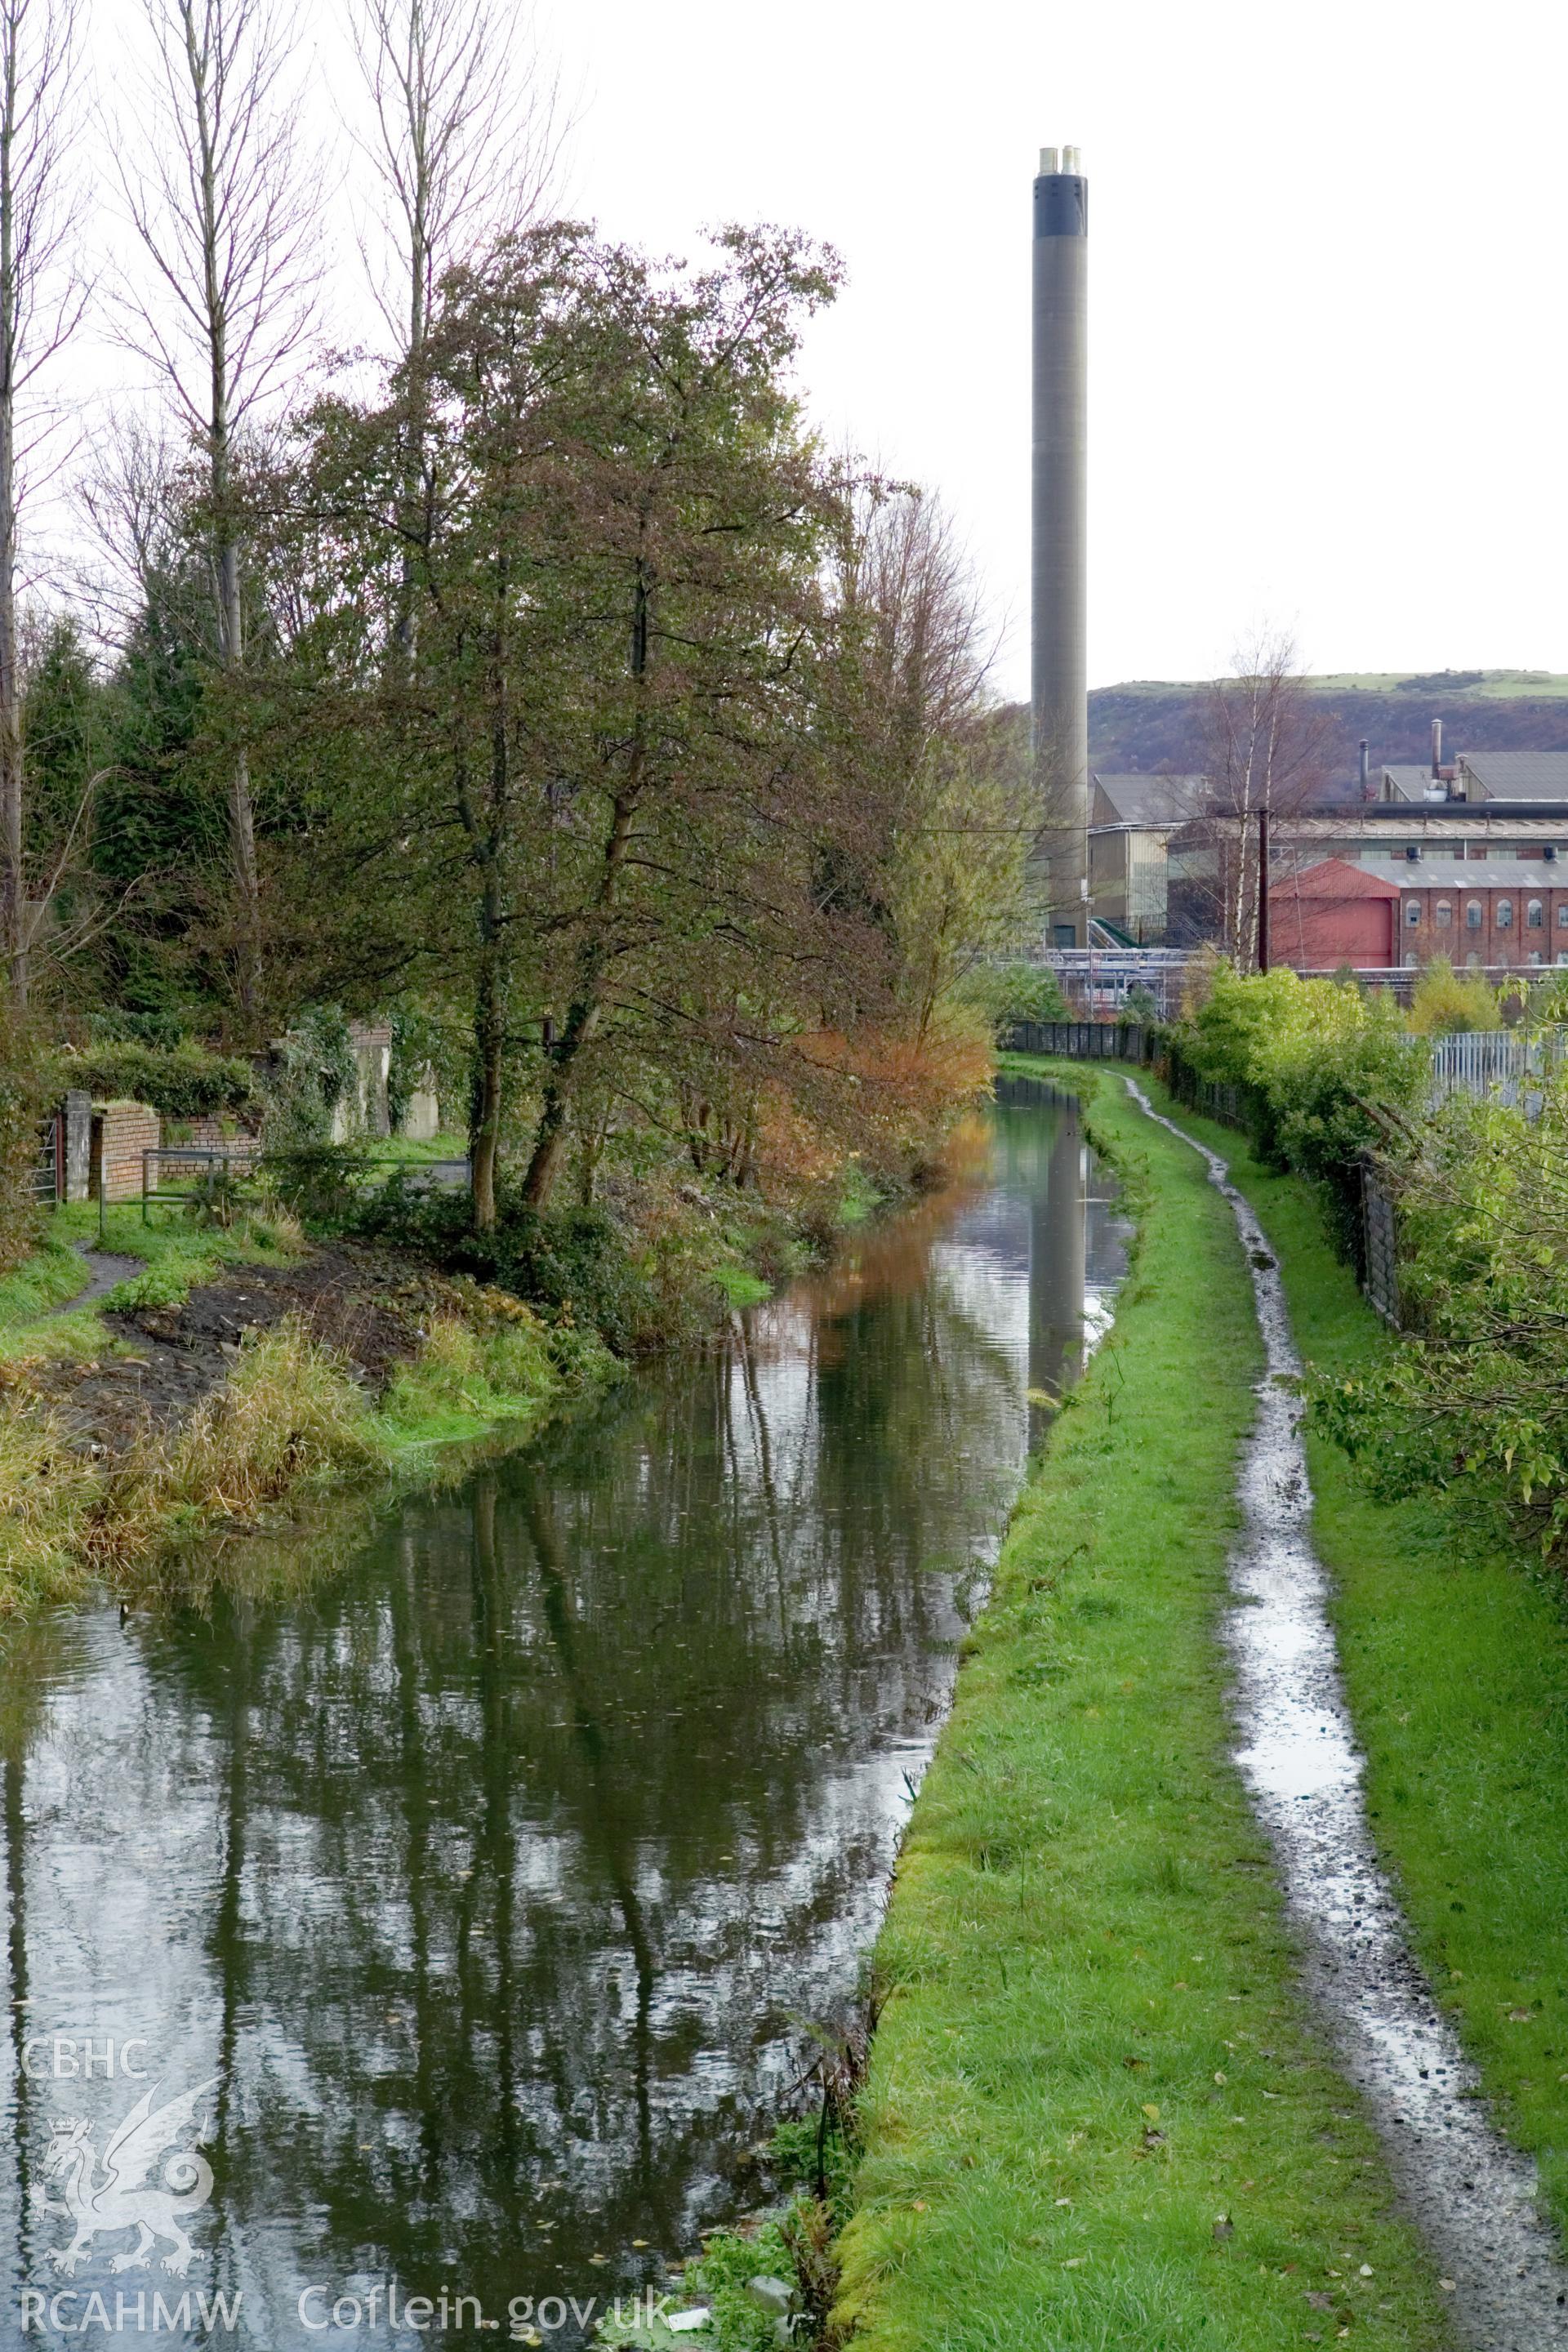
<box><xmin>1457</xmin><ymin>751</ymin><xmax>1568</xmax><ymax>800</ymax></box>
<box><xmin>1089</xmin><ymin>773</ymin><xmax>1209</xmax><ymax>826</ymax></box>
<box><xmin>1354</xmin><ymin>860</ymin><xmax>1568</xmax><ymax>891</ymax></box>
<box><xmin>1268</xmin><ymin>858</ymin><xmax>1400</xmax><ymax>899</ymax></box>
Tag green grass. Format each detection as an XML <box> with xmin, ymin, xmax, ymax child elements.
<box><xmin>0</xmin><ymin>1200</ymin><xmax>304</xmax><ymax>1358</ymax></box>
<box><xmin>835</xmin><ymin>1070</ymin><xmax>1450</xmax><ymax>2352</ymax></box>
<box><xmin>1144</xmin><ymin>1077</ymin><xmax>1568</xmax><ymax>2246</ymax></box>
<box><xmin>0</xmin><ymin>1227</ymin><xmax>92</xmax><ymax>1328</ymax></box>
<box><xmin>363</xmin><ymin>1129</ymin><xmax>470</xmax><ymax>1164</ymax></box>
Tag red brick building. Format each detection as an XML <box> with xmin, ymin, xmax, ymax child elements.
<box><xmin>1266</xmin><ymin>859</ymin><xmax>1400</xmax><ymax>969</ymax></box>
<box><xmin>1269</xmin><ymin>858</ymin><xmax>1568</xmax><ymax>972</ymax></box>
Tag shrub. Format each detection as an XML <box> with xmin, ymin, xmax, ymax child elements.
<box><xmin>350</xmin><ymin>1177</ymin><xmax>660</xmax><ymax>1354</ymax></box>
<box><xmin>1312</xmin><ymin>1076</ymin><xmax>1568</xmax><ymax>1553</ymax></box>
<box><xmin>259</xmin><ymin>1142</ymin><xmax>368</xmax><ymax>1227</ymax></box>
<box><xmin>1172</xmin><ymin>962</ymin><xmax>1428</xmax><ymax>1258</ymax></box>
<box><xmin>960</xmin><ymin>959</ymin><xmax>1068</xmax><ymax>1036</ymax></box>
<box><xmin>61</xmin><ymin>1038</ymin><xmax>261</xmax><ymax>1120</ymax></box>
<box><xmin>1407</xmin><ymin>956</ymin><xmax>1499</xmax><ymax>1036</ymax></box>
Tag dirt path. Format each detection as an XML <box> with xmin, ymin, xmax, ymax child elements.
<box><xmin>1125</xmin><ymin>1077</ymin><xmax>1568</xmax><ymax>2352</ymax></box>
<box><xmin>46</xmin><ymin>1245</ymin><xmax>144</xmax><ymax>1315</ymax></box>
<box><xmin>33</xmin><ymin>1245</ymin><xmax>432</xmax><ymax>1453</ymax></box>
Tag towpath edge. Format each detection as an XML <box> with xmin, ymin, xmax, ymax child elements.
<box><xmin>834</xmin><ymin>1068</ymin><xmax>1453</xmax><ymax>2352</ymax></box>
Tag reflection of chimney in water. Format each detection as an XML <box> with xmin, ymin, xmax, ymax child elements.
<box><xmin>1028</xmin><ymin>1098</ymin><xmax>1087</xmax><ymax>1443</ymax></box>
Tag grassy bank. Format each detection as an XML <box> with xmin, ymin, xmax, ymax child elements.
<box><xmin>834</xmin><ymin>1068</ymin><xmax>1450</xmax><ymax>2352</ymax></box>
<box><xmin>1143</xmin><ymin>1076</ymin><xmax>1568</xmax><ymax>2246</ymax></box>
<box><xmin>0</xmin><ymin>1206</ymin><xmax>617</xmax><ymax>1613</ymax></box>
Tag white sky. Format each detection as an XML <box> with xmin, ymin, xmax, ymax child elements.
<box><xmin>60</xmin><ymin>0</ymin><xmax>1568</xmax><ymax>698</ymax></box>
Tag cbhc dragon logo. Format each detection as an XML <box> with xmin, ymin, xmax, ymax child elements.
<box><xmin>31</xmin><ymin>2079</ymin><xmax>216</xmax><ymax>2277</ymax></box>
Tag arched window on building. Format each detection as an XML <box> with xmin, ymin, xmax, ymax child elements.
<box><xmin>1528</xmin><ymin>899</ymin><xmax>1544</xmax><ymax>929</ymax></box>
<box><xmin>1436</xmin><ymin>900</ymin><xmax>1452</xmax><ymax>928</ymax></box>
<box><xmin>1497</xmin><ymin>898</ymin><xmax>1514</xmax><ymax>929</ymax></box>
<box><xmin>1405</xmin><ymin>901</ymin><xmax>1421</xmax><ymax>928</ymax></box>
<box><xmin>1466</xmin><ymin>900</ymin><xmax>1483</xmax><ymax>930</ymax></box>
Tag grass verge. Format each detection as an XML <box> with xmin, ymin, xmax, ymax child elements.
<box><xmin>834</xmin><ymin>1067</ymin><xmax>1451</xmax><ymax>2352</ymax></box>
<box><xmin>1138</xmin><ymin>1073</ymin><xmax>1568</xmax><ymax>2245</ymax></box>
<box><xmin>0</xmin><ymin>1200</ymin><xmax>307</xmax><ymax>1359</ymax></box>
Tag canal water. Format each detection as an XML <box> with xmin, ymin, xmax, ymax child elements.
<box><xmin>0</xmin><ymin>1082</ymin><xmax>1124</xmax><ymax>2350</ymax></box>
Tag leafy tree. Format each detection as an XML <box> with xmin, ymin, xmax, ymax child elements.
<box><xmin>278</xmin><ymin>222</ymin><xmax>862</xmax><ymax>1228</ymax></box>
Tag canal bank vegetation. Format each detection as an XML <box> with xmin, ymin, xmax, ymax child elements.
<box><xmin>0</xmin><ymin>206</ymin><xmax>1041</xmax><ymax>1597</ymax></box>
<box><xmin>834</xmin><ymin>1072</ymin><xmax>1451</xmax><ymax>2352</ymax></box>
<box><xmin>0</xmin><ymin>1197</ymin><xmax>616</xmax><ymax>1612</ymax></box>
<box><xmin>1150</xmin><ymin>1082</ymin><xmax>1568</xmax><ymax>2247</ymax></box>
<box><xmin>1166</xmin><ymin>958</ymin><xmax>1568</xmax><ymax>1563</ymax></box>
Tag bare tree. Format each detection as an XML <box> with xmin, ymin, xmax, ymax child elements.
<box><xmin>1192</xmin><ymin>629</ymin><xmax>1334</xmax><ymax>969</ymax></box>
<box><xmin>350</xmin><ymin>0</ymin><xmax>563</xmax><ymax>370</ymax></box>
<box><xmin>0</xmin><ymin>0</ymin><xmax>84</xmax><ymax>1007</ymax></box>
<box><xmin>116</xmin><ymin>0</ymin><xmax>322</xmax><ymax>1026</ymax></box>
<box><xmin>349</xmin><ymin>0</ymin><xmax>562</xmax><ymax>660</ymax></box>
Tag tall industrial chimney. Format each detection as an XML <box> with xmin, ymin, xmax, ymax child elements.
<box><xmin>1032</xmin><ymin>144</ymin><xmax>1089</xmax><ymax>948</ymax></box>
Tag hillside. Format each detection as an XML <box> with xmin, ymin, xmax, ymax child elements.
<box><xmin>1088</xmin><ymin>669</ymin><xmax>1568</xmax><ymax>779</ymax></box>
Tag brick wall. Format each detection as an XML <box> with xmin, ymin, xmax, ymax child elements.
<box><xmin>158</xmin><ymin>1114</ymin><xmax>263</xmax><ymax>1168</ymax></box>
<box><xmin>93</xmin><ymin>1102</ymin><xmax>161</xmax><ymax>1204</ymax></box>
<box><xmin>1395</xmin><ymin>879</ymin><xmax>1568</xmax><ymax>970</ymax></box>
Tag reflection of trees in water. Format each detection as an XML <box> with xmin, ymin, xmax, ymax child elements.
<box><xmin>0</xmin><ymin>1098</ymin><xmax>1110</xmax><ymax>2337</ymax></box>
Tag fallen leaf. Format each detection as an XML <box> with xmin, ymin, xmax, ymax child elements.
<box><xmin>1439</xmin><ymin>2279</ymin><xmax>1457</xmax><ymax>2293</ymax></box>
<box><xmin>1142</xmin><ymin>2102</ymin><xmax>1160</xmax><ymax>2122</ymax></box>
<box><xmin>1214</xmin><ymin>2069</ymin><xmax>1227</xmax><ymax>2086</ymax></box>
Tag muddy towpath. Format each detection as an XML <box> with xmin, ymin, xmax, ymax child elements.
<box><xmin>1125</xmin><ymin>1078</ymin><xmax>1568</xmax><ymax>2352</ymax></box>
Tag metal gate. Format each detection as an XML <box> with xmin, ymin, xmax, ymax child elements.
<box><xmin>31</xmin><ymin>1109</ymin><xmax>63</xmax><ymax>1204</ymax></box>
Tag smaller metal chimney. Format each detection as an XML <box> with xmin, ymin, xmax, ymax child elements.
<box><xmin>1431</xmin><ymin>717</ymin><xmax>1443</xmax><ymax>779</ymax></box>
<box><xmin>1039</xmin><ymin>145</ymin><xmax>1059</xmax><ymax>173</ymax></box>
<box><xmin>1358</xmin><ymin>739</ymin><xmax>1370</xmax><ymax>791</ymax></box>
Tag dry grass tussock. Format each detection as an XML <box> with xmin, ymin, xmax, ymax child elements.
<box><xmin>0</xmin><ymin>1318</ymin><xmax>379</xmax><ymax>1605</ymax></box>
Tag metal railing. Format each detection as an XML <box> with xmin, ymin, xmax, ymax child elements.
<box><xmin>140</xmin><ymin>1144</ymin><xmax>472</xmax><ymax>1223</ymax></box>
<box><xmin>1423</xmin><ymin>1028</ymin><xmax>1568</xmax><ymax>1112</ymax></box>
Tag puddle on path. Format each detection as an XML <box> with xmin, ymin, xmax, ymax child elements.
<box><xmin>1125</xmin><ymin>1078</ymin><xmax>1568</xmax><ymax>2352</ymax></box>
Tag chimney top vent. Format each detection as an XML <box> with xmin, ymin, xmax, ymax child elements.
<box><xmin>1038</xmin><ymin>145</ymin><xmax>1059</xmax><ymax>175</ymax></box>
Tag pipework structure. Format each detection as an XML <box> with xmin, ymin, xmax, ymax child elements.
<box><xmin>1031</xmin><ymin>144</ymin><xmax>1089</xmax><ymax>947</ymax></box>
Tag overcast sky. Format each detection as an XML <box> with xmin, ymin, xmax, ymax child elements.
<box><xmin>519</xmin><ymin>0</ymin><xmax>1568</xmax><ymax>700</ymax></box>
<box><xmin>70</xmin><ymin>0</ymin><xmax>1568</xmax><ymax>700</ymax></box>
